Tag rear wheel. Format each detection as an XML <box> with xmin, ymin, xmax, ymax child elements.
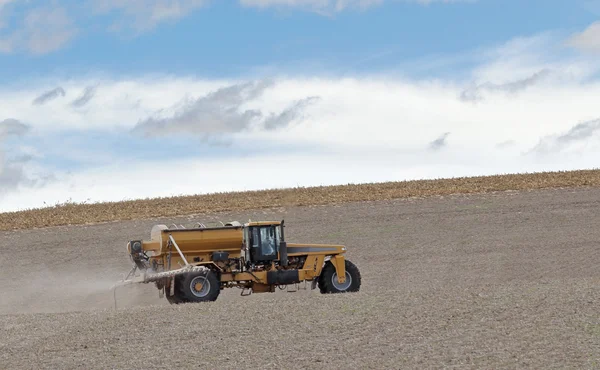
<box><xmin>165</xmin><ymin>278</ymin><xmax>189</xmax><ymax>305</ymax></box>
<box><xmin>166</xmin><ymin>292</ymin><xmax>188</xmax><ymax>304</ymax></box>
<box><xmin>178</xmin><ymin>270</ymin><xmax>220</xmax><ymax>302</ymax></box>
<box><xmin>318</xmin><ymin>259</ymin><xmax>361</xmax><ymax>294</ymax></box>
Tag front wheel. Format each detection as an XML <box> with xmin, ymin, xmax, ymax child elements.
<box><xmin>318</xmin><ymin>259</ymin><xmax>361</xmax><ymax>294</ymax></box>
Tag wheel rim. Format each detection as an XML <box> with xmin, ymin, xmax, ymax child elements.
<box><xmin>190</xmin><ymin>276</ymin><xmax>210</xmax><ymax>298</ymax></box>
<box><xmin>331</xmin><ymin>271</ymin><xmax>352</xmax><ymax>291</ymax></box>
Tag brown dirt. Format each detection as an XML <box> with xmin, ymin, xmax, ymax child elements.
<box><xmin>1</xmin><ymin>187</ymin><xmax>600</xmax><ymax>369</ymax></box>
<box><xmin>2</xmin><ymin>169</ymin><xmax>600</xmax><ymax>231</ymax></box>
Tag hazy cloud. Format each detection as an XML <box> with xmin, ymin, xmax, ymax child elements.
<box><xmin>568</xmin><ymin>21</ymin><xmax>600</xmax><ymax>53</ymax></box>
<box><xmin>583</xmin><ymin>1</ymin><xmax>600</xmax><ymax>15</ymax></box>
<box><xmin>0</xmin><ymin>0</ymin><xmax>15</xmax><ymax>11</ymax></box>
<box><xmin>133</xmin><ymin>81</ymin><xmax>317</xmax><ymax>137</ymax></box>
<box><xmin>531</xmin><ymin>118</ymin><xmax>600</xmax><ymax>154</ymax></box>
<box><xmin>1</xmin><ymin>1</ymin><xmax>197</xmax><ymax>53</ymax></box>
<box><xmin>0</xmin><ymin>153</ymin><xmax>30</xmax><ymax>190</ymax></box>
<box><xmin>71</xmin><ymin>86</ymin><xmax>97</xmax><ymax>108</ymax></box>
<box><xmin>93</xmin><ymin>0</ymin><xmax>208</xmax><ymax>32</ymax></box>
<box><xmin>0</xmin><ymin>5</ymin><xmax>77</xmax><ymax>54</ymax></box>
<box><xmin>240</xmin><ymin>0</ymin><xmax>382</xmax><ymax>12</ymax></box>
<box><xmin>0</xmin><ymin>118</ymin><xmax>29</xmax><ymax>137</ymax></box>
<box><xmin>460</xmin><ymin>69</ymin><xmax>550</xmax><ymax>102</ymax></box>
<box><xmin>0</xmin><ymin>0</ymin><xmax>15</xmax><ymax>29</ymax></box>
<box><xmin>0</xmin><ymin>118</ymin><xmax>31</xmax><ymax>192</ymax></box>
<box><xmin>429</xmin><ymin>132</ymin><xmax>450</xmax><ymax>151</ymax></box>
<box><xmin>239</xmin><ymin>0</ymin><xmax>469</xmax><ymax>13</ymax></box>
<box><xmin>496</xmin><ymin>140</ymin><xmax>515</xmax><ymax>149</ymax></box>
<box><xmin>32</xmin><ymin>87</ymin><xmax>66</xmax><ymax>105</ymax></box>
<box><xmin>133</xmin><ymin>81</ymin><xmax>269</xmax><ymax>136</ymax></box>
<box><xmin>25</xmin><ymin>6</ymin><xmax>77</xmax><ymax>54</ymax></box>
<box><xmin>0</xmin><ymin>37</ymin><xmax>11</xmax><ymax>52</ymax></box>
<box><xmin>264</xmin><ymin>96</ymin><xmax>320</xmax><ymax>130</ymax></box>
<box><xmin>0</xmin><ymin>0</ymin><xmax>471</xmax><ymax>53</ymax></box>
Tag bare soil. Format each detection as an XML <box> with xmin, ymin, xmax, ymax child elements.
<box><xmin>1</xmin><ymin>187</ymin><xmax>600</xmax><ymax>369</ymax></box>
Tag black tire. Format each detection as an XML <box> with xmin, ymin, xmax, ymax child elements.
<box><xmin>166</xmin><ymin>292</ymin><xmax>188</xmax><ymax>304</ymax></box>
<box><xmin>178</xmin><ymin>270</ymin><xmax>220</xmax><ymax>303</ymax></box>
<box><xmin>318</xmin><ymin>259</ymin><xmax>361</xmax><ymax>294</ymax></box>
<box><xmin>165</xmin><ymin>277</ymin><xmax>189</xmax><ymax>305</ymax></box>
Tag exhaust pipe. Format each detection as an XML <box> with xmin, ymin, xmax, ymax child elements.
<box><xmin>279</xmin><ymin>220</ymin><xmax>288</xmax><ymax>267</ymax></box>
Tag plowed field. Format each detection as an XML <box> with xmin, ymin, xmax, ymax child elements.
<box><xmin>1</xmin><ymin>187</ymin><xmax>599</xmax><ymax>369</ymax></box>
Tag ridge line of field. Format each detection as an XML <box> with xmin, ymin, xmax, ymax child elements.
<box><xmin>2</xmin><ymin>169</ymin><xmax>600</xmax><ymax>231</ymax></box>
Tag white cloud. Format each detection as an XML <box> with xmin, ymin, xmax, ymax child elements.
<box><xmin>2</xmin><ymin>75</ymin><xmax>600</xmax><ymax>211</ymax></box>
<box><xmin>3</xmin><ymin>139</ymin><xmax>599</xmax><ymax>212</ymax></box>
<box><xmin>0</xmin><ymin>152</ymin><xmax>521</xmax><ymax>212</ymax></box>
<box><xmin>1</xmin><ymin>33</ymin><xmax>600</xmax><ymax>212</ymax></box>
<box><xmin>568</xmin><ymin>21</ymin><xmax>600</xmax><ymax>53</ymax></box>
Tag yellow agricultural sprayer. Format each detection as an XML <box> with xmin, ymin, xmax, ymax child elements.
<box><xmin>114</xmin><ymin>220</ymin><xmax>360</xmax><ymax>306</ymax></box>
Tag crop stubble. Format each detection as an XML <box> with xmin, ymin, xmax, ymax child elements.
<box><xmin>2</xmin><ymin>169</ymin><xmax>600</xmax><ymax>231</ymax></box>
<box><xmin>1</xmin><ymin>186</ymin><xmax>600</xmax><ymax>369</ymax></box>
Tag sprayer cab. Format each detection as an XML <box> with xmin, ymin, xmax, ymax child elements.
<box><xmin>244</xmin><ymin>221</ymin><xmax>288</xmax><ymax>266</ymax></box>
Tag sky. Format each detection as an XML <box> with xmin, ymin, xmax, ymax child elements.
<box><xmin>1</xmin><ymin>0</ymin><xmax>600</xmax><ymax>212</ymax></box>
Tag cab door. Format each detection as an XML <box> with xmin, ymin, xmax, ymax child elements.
<box><xmin>249</xmin><ymin>226</ymin><xmax>278</xmax><ymax>263</ymax></box>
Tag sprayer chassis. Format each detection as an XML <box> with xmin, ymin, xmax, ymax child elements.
<box><xmin>115</xmin><ymin>220</ymin><xmax>361</xmax><ymax>305</ymax></box>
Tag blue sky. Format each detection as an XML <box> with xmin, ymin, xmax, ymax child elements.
<box><xmin>1</xmin><ymin>0</ymin><xmax>597</xmax><ymax>80</ymax></box>
<box><xmin>1</xmin><ymin>0</ymin><xmax>600</xmax><ymax>211</ymax></box>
